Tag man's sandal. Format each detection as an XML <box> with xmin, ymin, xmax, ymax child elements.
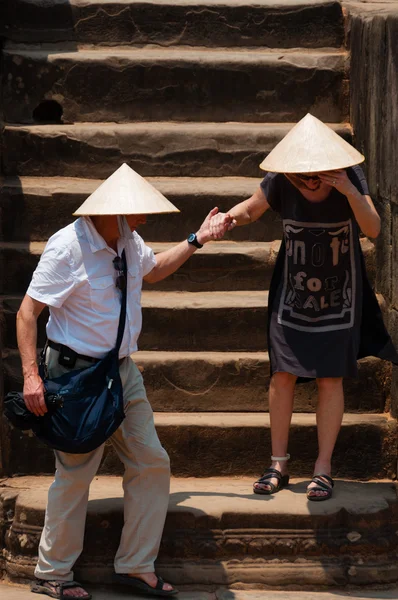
<box><xmin>253</xmin><ymin>454</ymin><xmax>290</xmax><ymax>495</ymax></box>
<box><xmin>306</xmin><ymin>474</ymin><xmax>334</xmax><ymax>501</ymax></box>
<box><xmin>31</xmin><ymin>579</ymin><xmax>92</xmax><ymax>600</ymax></box>
<box><xmin>113</xmin><ymin>573</ymin><xmax>178</xmax><ymax>597</ymax></box>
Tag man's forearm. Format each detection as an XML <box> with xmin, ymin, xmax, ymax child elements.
<box><xmin>17</xmin><ymin>307</ymin><xmax>40</xmax><ymax>377</ymax></box>
<box><xmin>17</xmin><ymin>295</ymin><xmax>47</xmax><ymax>415</ymax></box>
<box><xmin>145</xmin><ymin>240</ymin><xmax>197</xmax><ymax>284</ymax></box>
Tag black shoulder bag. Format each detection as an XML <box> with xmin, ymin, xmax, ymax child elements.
<box><xmin>4</xmin><ymin>250</ymin><xmax>128</xmax><ymax>454</ymax></box>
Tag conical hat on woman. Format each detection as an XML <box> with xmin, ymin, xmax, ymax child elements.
<box><xmin>259</xmin><ymin>113</ymin><xmax>365</xmax><ymax>174</ymax></box>
<box><xmin>73</xmin><ymin>163</ymin><xmax>180</xmax><ymax>215</ymax></box>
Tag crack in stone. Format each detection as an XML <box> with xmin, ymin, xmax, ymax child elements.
<box><xmin>75</xmin><ymin>6</ymin><xmax>133</xmax><ymax>31</ymax></box>
<box><xmin>161</xmin><ymin>372</ymin><xmax>221</xmax><ymax>396</ymax></box>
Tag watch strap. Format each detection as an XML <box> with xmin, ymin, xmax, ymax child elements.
<box><xmin>187</xmin><ymin>233</ymin><xmax>203</xmax><ymax>249</ymax></box>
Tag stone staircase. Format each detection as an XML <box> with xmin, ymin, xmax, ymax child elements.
<box><xmin>1</xmin><ymin>0</ymin><xmax>398</xmax><ymax>591</ymax></box>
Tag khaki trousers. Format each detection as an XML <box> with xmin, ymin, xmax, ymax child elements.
<box><xmin>34</xmin><ymin>348</ymin><xmax>170</xmax><ymax>581</ymax></box>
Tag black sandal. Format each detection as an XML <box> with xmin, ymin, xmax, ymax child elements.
<box><xmin>31</xmin><ymin>579</ymin><xmax>92</xmax><ymax>600</ymax></box>
<box><xmin>113</xmin><ymin>573</ymin><xmax>178</xmax><ymax>597</ymax></box>
<box><xmin>307</xmin><ymin>474</ymin><xmax>334</xmax><ymax>501</ymax></box>
<box><xmin>253</xmin><ymin>467</ymin><xmax>290</xmax><ymax>495</ymax></box>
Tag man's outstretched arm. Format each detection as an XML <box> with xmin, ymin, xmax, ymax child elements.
<box><xmin>17</xmin><ymin>294</ymin><xmax>47</xmax><ymax>416</ymax></box>
<box><xmin>144</xmin><ymin>207</ymin><xmax>228</xmax><ymax>284</ymax></box>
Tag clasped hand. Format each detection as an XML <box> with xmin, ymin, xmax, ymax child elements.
<box><xmin>195</xmin><ymin>207</ymin><xmax>237</xmax><ymax>244</ymax></box>
<box><xmin>208</xmin><ymin>209</ymin><xmax>237</xmax><ymax>240</ymax></box>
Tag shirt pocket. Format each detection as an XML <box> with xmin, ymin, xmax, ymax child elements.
<box><xmin>89</xmin><ymin>275</ymin><xmax>117</xmax><ymax>314</ymax></box>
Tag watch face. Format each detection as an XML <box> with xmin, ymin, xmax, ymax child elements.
<box><xmin>188</xmin><ymin>233</ymin><xmax>196</xmax><ymax>243</ymax></box>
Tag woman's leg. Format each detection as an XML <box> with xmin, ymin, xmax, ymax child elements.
<box><xmin>307</xmin><ymin>377</ymin><xmax>344</xmax><ymax>498</ymax></box>
<box><xmin>254</xmin><ymin>371</ymin><xmax>297</xmax><ymax>492</ymax></box>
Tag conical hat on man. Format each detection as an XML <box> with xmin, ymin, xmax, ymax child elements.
<box><xmin>73</xmin><ymin>163</ymin><xmax>180</xmax><ymax>215</ymax></box>
<box><xmin>259</xmin><ymin>113</ymin><xmax>365</xmax><ymax>174</ymax></box>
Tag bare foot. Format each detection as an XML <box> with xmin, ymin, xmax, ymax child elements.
<box><xmin>128</xmin><ymin>572</ymin><xmax>174</xmax><ymax>592</ymax></box>
<box><xmin>36</xmin><ymin>581</ymin><xmax>90</xmax><ymax>598</ymax></box>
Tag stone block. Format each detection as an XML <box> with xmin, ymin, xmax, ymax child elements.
<box><xmin>3</xmin><ymin>413</ymin><xmax>397</xmax><ymax>479</ymax></box>
<box><xmin>392</xmin><ymin>366</ymin><xmax>398</xmax><ymax>420</ymax></box>
<box><xmin>2</xmin><ymin>476</ymin><xmax>398</xmax><ymax>586</ymax></box>
<box><xmin>389</xmin><ymin>308</ymin><xmax>398</xmax><ymax>418</ymax></box>
<box><xmin>0</xmin><ymin>241</ymin><xmax>280</xmax><ymax>295</ymax></box>
<box><xmin>0</xmin><ymin>237</ymin><xmax>375</xmax><ymax>295</ymax></box>
<box><xmin>2</xmin><ymin>47</ymin><xmax>349</xmax><ymax>124</ymax></box>
<box><xmin>350</xmin><ymin>7</ymin><xmax>398</xmax><ymax>204</ymax></box>
<box><xmin>3</xmin><ymin>350</ymin><xmax>389</xmax><ymax>414</ymax></box>
<box><xmin>2</xmin><ymin>122</ymin><xmax>352</xmax><ymax>179</ymax></box>
<box><xmin>0</xmin><ymin>176</ymin><xmax>283</xmax><ymax>243</ymax></box>
<box><xmin>0</xmin><ymin>328</ymin><xmax>6</xmax><ymax>477</ymax></box>
<box><xmin>391</xmin><ymin>204</ymin><xmax>398</xmax><ymax>309</ymax></box>
<box><xmin>3</xmin><ymin>0</ymin><xmax>345</xmax><ymax>48</ymax></box>
<box><xmin>374</xmin><ymin>196</ymin><xmax>392</xmax><ymax>302</ymax></box>
<box><xmin>1</xmin><ymin>292</ymin><xmax>269</xmax><ymax>352</ymax></box>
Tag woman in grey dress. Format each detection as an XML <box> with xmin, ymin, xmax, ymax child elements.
<box><xmin>209</xmin><ymin>114</ymin><xmax>397</xmax><ymax>501</ymax></box>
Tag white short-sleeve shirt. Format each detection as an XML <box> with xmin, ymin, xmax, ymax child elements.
<box><xmin>27</xmin><ymin>216</ymin><xmax>157</xmax><ymax>358</ymax></box>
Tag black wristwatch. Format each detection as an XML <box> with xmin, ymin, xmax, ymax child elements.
<box><xmin>187</xmin><ymin>233</ymin><xmax>203</xmax><ymax>249</ymax></box>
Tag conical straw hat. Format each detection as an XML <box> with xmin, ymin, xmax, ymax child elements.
<box><xmin>73</xmin><ymin>163</ymin><xmax>180</xmax><ymax>215</ymax></box>
<box><xmin>259</xmin><ymin>114</ymin><xmax>364</xmax><ymax>173</ymax></box>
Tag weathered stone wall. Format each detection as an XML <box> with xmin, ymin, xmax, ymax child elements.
<box><xmin>348</xmin><ymin>2</ymin><xmax>398</xmax><ymax>417</ymax></box>
<box><xmin>0</xmin><ymin>15</ymin><xmax>6</xmax><ymax>477</ymax></box>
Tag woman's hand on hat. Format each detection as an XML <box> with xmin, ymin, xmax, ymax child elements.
<box><xmin>319</xmin><ymin>169</ymin><xmax>356</xmax><ymax>196</ymax></box>
<box><xmin>208</xmin><ymin>210</ymin><xmax>237</xmax><ymax>240</ymax></box>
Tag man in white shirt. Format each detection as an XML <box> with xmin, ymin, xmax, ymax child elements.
<box><xmin>17</xmin><ymin>165</ymin><xmax>227</xmax><ymax>600</ymax></box>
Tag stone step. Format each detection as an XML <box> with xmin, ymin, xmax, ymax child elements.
<box><xmin>0</xmin><ymin>291</ymin><xmax>269</xmax><ymax>351</ymax></box>
<box><xmin>2</xmin><ymin>477</ymin><xmax>398</xmax><ymax>587</ymax></box>
<box><xmin>2</xmin><ymin>46</ymin><xmax>348</xmax><ymax>124</ymax></box>
<box><xmin>2</xmin><ymin>122</ymin><xmax>352</xmax><ymax>179</ymax></box>
<box><xmin>4</xmin><ymin>413</ymin><xmax>397</xmax><ymax>478</ymax></box>
<box><xmin>0</xmin><ymin>176</ymin><xmax>282</xmax><ymax>243</ymax></box>
<box><xmin>0</xmin><ymin>238</ymin><xmax>376</xmax><ymax>294</ymax></box>
<box><xmin>155</xmin><ymin>412</ymin><xmax>398</xmax><ymax>479</ymax></box>
<box><xmin>3</xmin><ymin>587</ymin><xmax>398</xmax><ymax>600</ymax></box>
<box><xmin>2</xmin><ymin>349</ymin><xmax>390</xmax><ymax>414</ymax></box>
<box><xmin>3</xmin><ymin>0</ymin><xmax>345</xmax><ymax>48</ymax></box>
<box><xmin>0</xmin><ymin>241</ymin><xmax>280</xmax><ymax>294</ymax></box>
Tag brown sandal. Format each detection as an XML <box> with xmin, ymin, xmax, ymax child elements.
<box><xmin>31</xmin><ymin>579</ymin><xmax>92</xmax><ymax>600</ymax></box>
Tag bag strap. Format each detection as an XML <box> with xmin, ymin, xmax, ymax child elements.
<box><xmin>115</xmin><ymin>249</ymin><xmax>127</xmax><ymax>352</ymax></box>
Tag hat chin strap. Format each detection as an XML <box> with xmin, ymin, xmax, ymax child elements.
<box><xmin>117</xmin><ymin>215</ymin><xmax>130</xmax><ymax>238</ymax></box>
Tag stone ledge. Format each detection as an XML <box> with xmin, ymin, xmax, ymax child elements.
<box><xmin>2</xmin><ymin>350</ymin><xmax>390</xmax><ymax>414</ymax></box>
<box><xmin>0</xmin><ymin>175</ymin><xmax>281</xmax><ymax>243</ymax></box>
<box><xmin>2</xmin><ymin>122</ymin><xmax>352</xmax><ymax>179</ymax></box>
<box><xmin>3</xmin><ymin>413</ymin><xmax>397</xmax><ymax>478</ymax></box>
<box><xmin>3</xmin><ymin>582</ymin><xmax>398</xmax><ymax>598</ymax></box>
<box><xmin>0</xmin><ymin>237</ymin><xmax>376</xmax><ymax>294</ymax></box>
<box><xmin>1</xmin><ymin>291</ymin><xmax>269</xmax><ymax>351</ymax></box>
<box><xmin>2</xmin><ymin>0</ymin><xmax>345</xmax><ymax>48</ymax></box>
<box><xmin>1</xmin><ymin>476</ymin><xmax>398</xmax><ymax>586</ymax></box>
<box><xmin>0</xmin><ymin>241</ymin><xmax>281</xmax><ymax>294</ymax></box>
